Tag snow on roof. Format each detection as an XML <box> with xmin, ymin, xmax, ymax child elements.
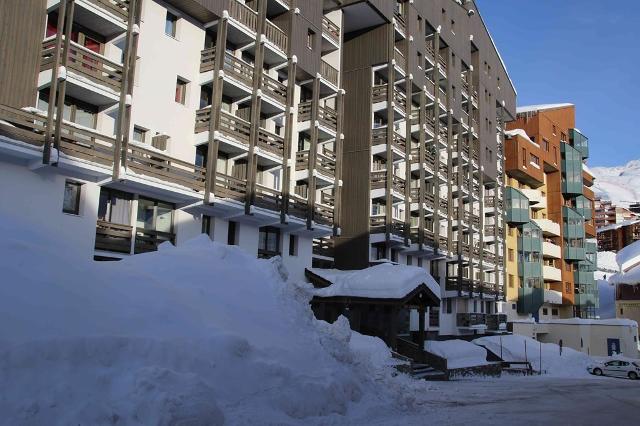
<box><xmin>310</xmin><ymin>263</ymin><xmax>440</xmax><ymax>300</ymax></box>
<box><xmin>505</xmin><ymin>128</ymin><xmax>538</xmax><ymax>146</ymax></box>
<box><xmin>516</xmin><ymin>103</ymin><xmax>574</xmax><ymax>114</ymax></box>
<box><xmin>424</xmin><ymin>340</ymin><xmax>490</xmax><ymax>369</ymax></box>
<box><xmin>540</xmin><ymin>318</ymin><xmax>638</xmax><ymax>327</ymax></box>
<box><xmin>582</xmin><ymin>163</ymin><xmax>594</xmax><ymax>177</ymax></box>
<box><xmin>616</xmin><ymin>239</ymin><xmax>640</xmax><ymax>272</ymax></box>
<box><xmin>597</xmin><ymin>219</ymin><xmax>640</xmax><ymax>234</ymax></box>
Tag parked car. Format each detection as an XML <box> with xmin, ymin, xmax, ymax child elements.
<box><xmin>587</xmin><ymin>360</ymin><xmax>640</xmax><ymax>379</ymax></box>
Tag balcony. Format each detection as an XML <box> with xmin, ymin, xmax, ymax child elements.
<box><xmin>520</xmin><ymin>188</ymin><xmax>546</xmax><ymax>209</ymax></box>
<box><xmin>457</xmin><ymin>313</ymin><xmax>486</xmax><ymax>328</ymax></box>
<box><xmin>321</xmin><ymin>16</ymin><xmax>340</xmax><ymax>53</ymax></box>
<box><xmin>532</xmin><ymin>218</ymin><xmax>561</xmax><ymax>237</ymax></box>
<box><xmin>313</xmin><ymin>237</ymin><xmax>334</xmax><ymax>258</ymax></box>
<box><xmin>543</xmin><ymin>265</ymin><xmax>562</xmax><ymax>282</ymax></box>
<box><xmin>199</xmin><ymin>48</ymin><xmax>253</xmax><ymax>99</ymax></box>
<box><xmin>370</xmin><ymin>170</ymin><xmax>405</xmax><ymax>199</ymax></box>
<box><xmin>295</xmin><ymin>150</ymin><xmax>336</xmax><ymax>185</ymax></box>
<box><xmin>95</xmin><ymin>220</ymin><xmax>132</xmax><ymax>254</ymax></box>
<box><xmin>320</xmin><ymin>60</ymin><xmax>339</xmax><ymax>88</ymax></box>
<box><xmin>486</xmin><ymin>314</ymin><xmax>507</xmax><ymax>331</ymax></box>
<box><xmin>542</xmin><ymin>241</ymin><xmax>562</xmax><ymax>259</ymax></box>
<box><xmin>48</xmin><ymin>0</ymin><xmax>130</xmax><ymax>37</ymax></box>
<box><xmin>370</xmin><ymin>216</ymin><xmax>405</xmax><ymax>239</ymax></box>
<box><xmin>371</xmin><ymin>127</ymin><xmax>406</xmax><ymax>158</ymax></box>
<box><xmin>314</xmin><ymin>203</ymin><xmax>334</xmax><ymax>227</ymax></box>
<box><xmin>40</xmin><ymin>37</ymin><xmax>123</xmax><ymax>106</ymax></box>
<box><xmin>298</xmin><ymin>102</ymin><xmax>338</xmax><ymax>138</ymax></box>
<box><xmin>371</xmin><ymin>84</ymin><xmax>406</xmax><ymax>117</ymax></box>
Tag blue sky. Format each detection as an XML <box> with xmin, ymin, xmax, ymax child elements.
<box><xmin>476</xmin><ymin>0</ymin><xmax>640</xmax><ymax>167</ymax></box>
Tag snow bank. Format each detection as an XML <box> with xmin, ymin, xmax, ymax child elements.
<box><xmin>597</xmin><ymin>279</ymin><xmax>616</xmax><ymax>319</ymax></box>
<box><xmin>597</xmin><ymin>251</ymin><xmax>618</xmax><ymax>275</ymax></box>
<box><xmin>424</xmin><ymin>340</ymin><xmax>490</xmax><ymax>369</ymax></box>
<box><xmin>473</xmin><ymin>335</ymin><xmax>593</xmax><ymax>378</ymax></box>
<box><xmin>0</xmin><ymin>213</ymin><xmax>424</xmax><ymax>425</ymax></box>
<box><xmin>310</xmin><ymin>263</ymin><xmax>440</xmax><ymax>300</ymax></box>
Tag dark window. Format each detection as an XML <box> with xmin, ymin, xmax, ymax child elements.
<box><xmin>307</xmin><ymin>29</ymin><xmax>315</xmax><ymax>49</ymax></box>
<box><xmin>203</xmin><ymin>215</ymin><xmax>213</xmax><ymax>238</ymax></box>
<box><xmin>542</xmin><ymin>308</ymin><xmax>548</xmax><ymax>315</ymax></box>
<box><xmin>406</xmin><ymin>255</ymin><xmax>412</xmax><ymax>266</ymax></box>
<box><xmin>165</xmin><ymin>11</ymin><xmax>178</xmax><ymax>37</ymax></box>
<box><xmin>133</xmin><ymin>126</ymin><xmax>147</xmax><ymax>143</ymax></box>
<box><xmin>289</xmin><ymin>234</ymin><xmax>298</xmax><ymax>256</ymax></box>
<box><xmin>391</xmin><ymin>249</ymin><xmax>398</xmax><ymax>262</ymax></box>
<box><xmin>446</xmin><ymin>298</ymin><xmax>452</xmax><ymax>314</ymax></box>
<box><xmin>175</xmin><ymin>77</ymin><xmax>188</xmax><ymax>104</ymax></box>
<box><xmin>259</xmin><ymin>226</ymin><xmax>280</xmax><ymax>258</ymax></box>
<box><xmin>62</xmin><ymin>181</ymin><xmax>82</xmax><ymax>215</ymax></box>
<box><xmin>228</xmin><ymin>221</ymin><xmax>238</xmax><ymax>245</ymax></box>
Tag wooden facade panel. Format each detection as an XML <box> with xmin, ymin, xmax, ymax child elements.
<box><xmin>290</xmin><ymin>14</ymin><xmax>321</xmax><ymax>78</ymax></box>
<box><xmin>0</xmin><ymin>0</ymin><xmax>46</xmax><ymax>109</ymax></box>
<box><xmin>342</xmin><ymin>24</ymin><xmax>388</xmax><ymax>72</ymax></box>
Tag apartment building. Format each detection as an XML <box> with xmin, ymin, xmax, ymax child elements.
<box><xmin>598</xmin><ymin>219</ymin><xmax>640</xmax><ymax>252</ymax></box>
<box><xmin>505</xmin><ymin>104</ymin><xmax>598</xmax><ymax>321</ymax></box>
<box><xmin>595</xmin><ymin>197</ymin><xmax>637</xmax><ymax>229</ymax></box>
<box><xmin>332</xmin><ymin>0</ymin><xmax>516</xmax><ymax>336</ymax></box>
<box><xmin>0</xmin><ymin>0</ymin><xmax>345</xmax><ymax>280</ymax></box>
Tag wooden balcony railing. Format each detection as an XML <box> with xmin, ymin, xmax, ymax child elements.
<box><xmin>199</xmin><ymin>47</ymin><xmax>254</xmax><ymax>86</ymax></box>
<box><xmin>321</xmin><ymin>191</ymin><xmax>335</xmax><ymax>207</ymax></box>
<box><xmin>254</xmin><ymin>184</ymin><xmax>282</xmax><ymax>211</ymax></box>
<box><xmin>90</xmin><ymin>0</ymin><xmax>130</xmax><ymax>21</ymax></box>
<box><xmin>322</xmin><ymin>16</ymin><xmax>340</xmax><ymax>44</ymax></box>
<box><xmin>371</xmin><ymin>127</ymin><xmax>406</xmax><ymax>153</ymax></box>
<box><xmin>394</xmin><ymin>48</ymin><xmax>406</xmax><ymax>74</ymax></box>
<box><xmin>215</xmin><ymin>173</ymin><xmax>247</xmax><ymax>201</ymax></box>
<box><xmin>134</xmin><ymin>229</ymin><xmax>175</xmax><ymax>254</ymax></box>
<box><xmin>394</xmin><ymin>11</ymin><xmax>406</xmax><ymax>33</ymax></box>
<box><xmin>313</xmin><ymin>238</ymin><xmax>334</xmax><ymax>258</ymax></box>
<box><xmin>297</xmin><ymin>102</ymin><xmax>337</xmax><ymax>131</ymax></box>
<box><xmin>425</xmin><ymin>41</ymin><xmax>435</xmax><ymax>61</ymax></box>
<box><xmin>295</xmin><ymin>150</ymin><xmax>336</xmax><ymax>179</ymax></box>
<box><xmin>257</xmin><ymin>127</ymin><xmax>284</xmax><ymax>157</ymax></box>
<box><xmin>320</xmin><ymin>60</ymin><xmax>339</xmax><ymax>86</ymax></box>
<box><xmin>265</xmin><ymin>20</ymin><xmax>288</xmax><ymax>53</ymax></box>
<box><xmin>315</xmin><ymin>203</ymin><xmax>334</xmax><ymax>226</ymax></box>
<box><xmin>41</xmin><ymin>38</ymin><xmax>123</xmax><ymax>93</ymax></box>
<box><xmin>195</xmin><ymin>109</ymin><xmax>252</xmax><ymax>147</ymax></box>
<box><xmin>457</xmin><ymin>313</ymin><xmax>486</xmax><ymax>327</ymax></box>
<box><xmin>438</xmin><ymin>53</ymin><xmax>447</xmax><ymax>72</ymax></box>
<box><xmin>262</xmin><ymin>73</ymin><xmax>287</xmax><ymax>105</ymax></box>
<box><xmin>95</xmin><ymin>220</ymin><xmax>132</xmax><ymax>253</ymax></box>
<box><xmin>0</xmin><ymin>105</ymin><xmax>47</xmax><ymax>147</ymax></box>
<box><xmin>228</xmin><ymin>0</ymin><xmax>258</xmax><ymax>32</ymax></box>
<box><xmin>125</xmin><ymin>145</ymin><xmax>206</xmax><ymax>191</ymax></box>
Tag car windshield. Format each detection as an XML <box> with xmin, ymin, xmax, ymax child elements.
<box><xmin>633</xmin><ymin>362</ymin><xmax>640</xmax><ymax>368</ymax></box>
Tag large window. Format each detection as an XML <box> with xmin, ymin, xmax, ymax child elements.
<box><xmin>135</xmin><ymin>198</ymin><xmax>174</xmax><ymax>253</ymax></box>
<box><xmin>258</xmin><ymin>226</ymin><xmax>280</xmax><ymax>258</ymax></box>
<box><xmin>62</xmin><ymin>180</ymin><xmax>82</xmax><ymax>215</ymax></box>
<box><xmin>98</xmin><ymin>189</ymin><xmax>132</xmax><ymax>224</ymax></box>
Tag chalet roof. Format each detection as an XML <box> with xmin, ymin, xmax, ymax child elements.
<box><xmin>306</xmin><ymin>264</ymin><xmax>440</xmax><ymax>307</ymax></box>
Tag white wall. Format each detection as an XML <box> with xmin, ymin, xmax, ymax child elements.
<box><xmin>0</xmin><ymin>163</ymin><xmax>100</xmax><ymax>259</ymax></box>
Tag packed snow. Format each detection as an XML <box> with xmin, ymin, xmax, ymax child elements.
<box><xmin>424</xmin><ymin>340</ymin><xmax>491</xmax><ymax>369</ymax></box>
<box><xmin>0</xmin><ymin>214</ymin><xmax>428</xmax><ymax>425</ymax></box>
<box><xmin>473</xmin><ymin>335</ymin><xmax>593</xmax><ymax>378</ymax></box>
<box><xmin>516</xmin><ymin>103</ymin><xmax>574</xmax><ymax>114</ymax></box>
<box><xmin>591</xmin><ymin>159</ymin><xmax>640</xmax><ymax>207</ymax></box>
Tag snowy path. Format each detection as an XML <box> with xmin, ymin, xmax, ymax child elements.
<box><xmin>359</xmin><ymin>376</ymin><xmax>640</xmax><ymax>425</ymax></box>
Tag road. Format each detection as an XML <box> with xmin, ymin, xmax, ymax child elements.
<box><xmin>362</xmin><ymin>376</ymin><xmax>640</xmax><ymax>426</ymax></box>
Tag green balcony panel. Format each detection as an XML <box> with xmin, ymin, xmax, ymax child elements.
<box><xmin>563</xmin><ymin>206</ymin><xmax>586</xmax><ymax>239</ymax></box>
<box><xmin>574</xmin><ymin>195</ymin><xmax>592</xmax><ymax>220</ymax></box>
<box><xmin>518</xmin><ymin>280</ymin><xmax>544</xmax><ymax>315</ymax></box>
<box><xmin>517</xmin><ymin>221</ymin><xmax>543</xmax><ymax>315</ymax></box>
<box><xmin>570</xmin><ymin>128</ymin><xmax>589</xmax><ymax>160</ymax></box>
<box><xmin>561</xmin><ymin>143</ymin><xmax>583</xmax><ymax>195</ymax></box>
<box><xmin>506</xmin><ymin>187</ymin><xmax>530</xmax><ymax>224</ymax></box>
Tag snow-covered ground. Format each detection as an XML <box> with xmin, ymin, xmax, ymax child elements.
<box><xmin>592</xmin><ymin>160</ymin><xmax>640</xmax><ymax>207</ymax></box>
<box><xmin>425</xmin><ymin>340</ymin><xmax>490</xmax><ymax>369</ymax></box>
<box><xmin>0</xmin><ymin>213</ymin><xmax>628</xmax><ymax>425</ymax></box>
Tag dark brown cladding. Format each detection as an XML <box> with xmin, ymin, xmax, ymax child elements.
<box><xmin>163</xmin><ymin>0</ymin><xmax>226</xmax><ymax>22</ymax></box>
<box><xmin>0</xmin><ymin>0</ymin><xmax>46</xmax><ymax>109</ymax></box>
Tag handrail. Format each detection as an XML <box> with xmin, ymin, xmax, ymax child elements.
<box><xmin>322</xmin><ymin>16</ymin><xmax>340</xmax><ymax>43</ymax></box>
<box><xmin>228</xmin><ymin>0</ymin><xmax>258</xmax><ymax>32</ymax></box>
<box><xmin>320</xmin><ymin>60</ymin><xmax>339</xmax><ymax>86</ymax></box>
<box><xmin>265</xmin><ymin>20</ymin><xmax>288</xmax><ymax>53</ymax></box>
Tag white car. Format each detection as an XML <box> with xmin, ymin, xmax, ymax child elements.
<box><xmin>587</xmin><ymin>360</ymin><xmax>640</xmax><ymax>380</ymax></box>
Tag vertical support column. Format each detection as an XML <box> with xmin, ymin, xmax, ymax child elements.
<box><xmin>306</xmin><ymin>76</ymin><xmax>321</xmax><ymax>229</ymax></box>
<box><xmin>113</xmin><ymin>0</ymin><xmax>140</xmax><ymax>179</ymax></box>
<box><xmin>281</xmin><ymin>57</ymin><xmax>297</xmax><ymax>221</ymax></box>
<box><xmin>245</xmin><ymin>0</ymin><xmax>268</xmax><ymax>215</ymax></box>
<box><xmin>432</xmin><ymin>29</ymin><xmax>441</xmax><ymax>253</ymax></box>
<box><xmin>418</xmin><ymin>90</ymin><xmax>426</xmax><ymax>249</ymax></box>
<box><xmin>500</xmin><ymin>104</ymin><xmax>508</xmax><ymax>302</ymax></box>
<box><xmin>417</xmin><ymin>306</ymin><xmax>426</xmax><ymax>351</ymax></box>
<box><xmin>385</xmin><ymin>22</ymin><xmax>395</xmax><ymax>244</ymax></box>
<box><xmin>404</xmin><ymin>76</ymin><xmax>412</xmax><ymax>246</ymax></box>
<box><xmin>53</xmin><ymin>0</ymin><xmax>76</xmax><ymax>163</ymax></box>
<box><xmin>43</xmin><ymin>0</ymin><xmax>68</xmax><ymax>165</ymax></box>
<box><xmin>204</xmin><ymin>15</ymin><xmax>229</xmax><ymax>203</ymax></box>
<box><xmin>334</xmin><ymin>89</ymin><xmax>345</xmax><ymax>234</ymax></box>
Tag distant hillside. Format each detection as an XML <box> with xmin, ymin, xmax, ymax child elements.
<box><xmin>591</xmin><ymin>160</ymin><xmax>640</xmax><ymax>207</ymax></box>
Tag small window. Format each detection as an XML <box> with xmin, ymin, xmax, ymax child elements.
<box><xmin>406</xmin><ymin>255</ymin><xmax>412</xmax><ymax>266</ymax></box>
<box><xmin>175</xmin><ymin>77</ymin><xmax>188</xmax><ymax>104</ymax></box>
<box><xmin>133</xmin><ymin>126</ymin><xmax>147</xmax><ymax>143</ymax></box>
<box><xmin>446</xmin><ymin>298</ymin><xmax>452</xmax><ymax>314</ymax></box>
<box><xmin>165</xmin><ymin>11</ymin><xmax>178</xmax><ymax>37</ymax></box>
<box><xmin>62</xmin><ymin>180</ymin><xmax>82</xmax><ymax>215</ymax></box>
<box><xmin>228</xmin><ymin>221</ymin><xmax>238</xmax><ymax>245</ymax></box>
<box><xmin>551</xmin><ymin>308</ymin><xmax>558</xmax><ymax>316</ymax></box>
<box><xmin>508</xmin><ymin>274</ymin><xmax>514</xmax><ymax>288</ymax></box>
<box><xmin>542</xmin><ymin>308</ymin><xmax>548</xmax><ymax>316</ymax></box>
<box><xmin>552</xmin><ymin>125</ymin><xmax>557</xmax><ymax>135</ymax></box>
<box><xmin>508</xmin><ymin>249</ymin><xmax>514</xmax><ymax>262</ymax></box>
<box><xmin>289</xmin><ymin>234</ymin><xmax>298</xmax><ymax>256</ymax></box>
<box><xmin>307</xmin><ymin>29</ymin><xmax>315</xmax><ymax>50</ymax></box>
<box><xmin>259</xmin><ymin>226</ymin><xmax>280</xmax><ymax>258</ymax></box>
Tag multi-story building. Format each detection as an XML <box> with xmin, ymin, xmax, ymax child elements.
<box><xmin>597</xmin><ymin>219</ymin><xmax>640</xmax><ymax>252</ymax></box>
<box><xmin>332</xmin><ymin>0</ymin><xmax>516</xmax><ymax>336</ymax></box>
<box><xmin>0</xmin><ymin>0</ymin><xmax>345</xmax><ymax>281</ymax></box>
<box><xmin>595</xmin><ymin>197</ymin><xmax>637</xmax><ymax>229</ymax></box>
<box><xmin>505</xmin><ymin>104</ymin><xmax>598</xmax><ymax>321</ymax></box>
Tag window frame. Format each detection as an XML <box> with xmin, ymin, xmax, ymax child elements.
<box><xmin>62</xmin><ymin>180</ymin><xmax>82</xmax><ymax>215</ymax></box>
<box><xmin>175</xmin><ymin>77</ymin><xmax>188</xmax><ymax>105</ymax></box>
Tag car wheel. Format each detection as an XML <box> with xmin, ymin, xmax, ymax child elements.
<box><xmin>628</xmin><ymin>371</ymin><xmax>638</xmax><ymax>380</ymax></box>
<box><xmin>593</xmin><ymin>368</ymin><xmax>603</xmax><ymax>376</ymax></box>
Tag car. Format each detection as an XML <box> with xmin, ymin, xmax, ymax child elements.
<box><xmin>587</xmin><ymin>360</ymin><xmax>640</xmax><ymax>380</ymax></box>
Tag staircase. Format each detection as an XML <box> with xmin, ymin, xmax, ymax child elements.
<box><xmin>393</xmin><ymin>338</ymin><xmax>450</xmax><ymax>381</ymax></box>
<box><xmin>410</xmin><ymin>362</ymin><xmax>448</xmax><ymax>380</ymax></box>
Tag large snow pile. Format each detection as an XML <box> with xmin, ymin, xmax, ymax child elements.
<box><xmin>598</xmin><ymin>280</ymin><xmax>616</xmax><ymax>319</ymax></box>
<box><xmin>0</xmin><ymin>214</ymin><xmax>422</xmax><ymax>425</ymax></box>
<box><xmin>592</xmin><ymin>160</ymin><xmax>640</xmax><ymax>207</ymax></box>
<box><xmin>473</xmin><ymin>335</ymin><xmax>593</xmax><ymax>378</ymax></box>
<box><xmin>424</xmin><ymin>340</ymin><xmax>490</xmax><ymax>369</ymax></box>
<box><xmin>609</xmin><ymin>240</ymin><xmax>640</xmax><ymax>285</ymax></box>
<box><xmin>596</xmin><ymin>251</ymin><xmax>618</xmax><ymax>277</ymax></box>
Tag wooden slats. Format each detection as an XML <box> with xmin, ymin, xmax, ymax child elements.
<box><xmin>134</xmin><ymin>229</ymin><xmax>174</xmax><ymax>254</ymax></box>
<box><xmin>320</xmin><ymin>60</ymin><xmax>339</xmax><ymax>86</ymax></box>
<box><xmin>125</xmin><ymin>145</ymin><xmax>205</xmax><ymax>191</ymax></box>
<box><xmin>228</xmin><ymin>0</ymin><xmax>258</xmax><ymax>32</ymax></box>
<box><xmin>261</xmin><ymin>73</ymin><xmax>287</xmax><ymax>104</ymax></box>
<box><xmin>322</xmin><ymin>16</ymin><xmax>340</xmax><ymax>44</ymax></box>
<box><xmin>254</xmin><ymin>183</ymin><xmax>282</xmax><ymax>211</ymax></box>
<box><xmin>95</xmin><ymin>220</ymin><xmax>132</xmax><ymax>253</ymax></box>
<box><xmin>257</xmin><ymin>127</ymin><xmax>284</xmax><ymax>157</ymax></box>
<box><xmin>264</xmin><ymin>20</ymin><xmax>288</xmax><ymax>53</ymax></box>
<box><xmin>91</xmin><ymin>0</ymin><xmax>130</xmax><ymax>22</ymax></box>
<box><xmin>215</xmin><ymin>173</ymin><xmax>247</xmax><ymax>201</ymax></box>
<box><xmin>0</xmin><ymin>104</ymin><xmax>46</xmax><ymax>146</ymax></box>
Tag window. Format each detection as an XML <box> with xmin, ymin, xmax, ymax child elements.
<box><xmin>446</xmin><ymin>298</ymin><xmax>452</xmax><ymax>314</ymax></box>
<box><xmin>508</xmin><ymin>249</ymin><xmax>514</xmax><ymax>262</ymax></box>
<box><xmin>552</xmin><ymin>125</ymin><xmax>557</xmax><ymax>135</ymax></box>
<box><xmin>62</xmin><ymin>180</ymin><xmax>82</xmax><ymax>215</ymax></box>
<box><xmin>530</xmin><ymin>154</ymin><xmax>540</xmax><ymax>166</ymax></box>
<box><xmin>175</xmin><ymin>78</ymin><xmax>188</xmax><ymax>104</ymax></box>
<box><xmin>259</xmin><ymin>227</ymin><xmax>280</xmax><ymax>258</ymax></box>
<box><xmin>542</xmin><ymin>308</ymin><xmax>548</xmax><ymax>316</ymax></box>
<box><xmin>133</xmin><ymin>126</ymin><xmax>147</xmax><ymax>143</ymax></box>
<box><xmin>228</xmin><ymin>221</ymin><xmax>238</xmax><ymax>245</ymax></box>
<box><xmin>307</xmin><ymin>29</ymin><xmax>315</xmax><ymax>50</ymax></box>
<box><xmin>451</xmin><ymin>19</ymin><xmax>455</xmax><ymax>34</ymax></box>
<box><xmin>542</xmin><ymin>139</ymin><xmax>549</xmax><ymax>152</ymax></box>
<box><xmin>407</xmin><ymin>255</ymin><xmax>413</xmax><ymax>266</ymax></box>
<box><xmin>289</xmin><ymin>235</ymin><xmax>298</xmax><ymax>256</ymax></box>
<box><xmin>522</xmin><ymin>148</ymin><xmax>527</xmax><ymax>167</ymax></box>
<box><xmin>165</xmin><ymin>11</ymin><xmax>178</xmax><ymax>37</ymax></box>
<box><xmin>552</xmin><ymin>308</ymin><xmax>559</xmax><ymax>316</ymax></box>
<box><xmin>508</xmin><ymin>274</ymin><xmax>514</xmax><ymax>288</ymax></box>
<box><xmin>565</xmin><ymin>282</ymin><xmax>571</xmax><ymax>293</ymax></box>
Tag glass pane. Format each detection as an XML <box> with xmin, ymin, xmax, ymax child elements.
<box><xmin>63</xmin><ymin>182</ymin><xmax>80</xmax><ymax>214</ymax></box>
<box><xmin>156</xmin><ymin>203</ymin><xmax>173</xmax><ymax>233</ymax></box>
<box><xmin>136</xmin><ymin>199</ymin><xmax>155</xmax><ymax>229</ymax></box>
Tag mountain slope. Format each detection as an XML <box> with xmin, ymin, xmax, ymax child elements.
<box><xmin>591</xmin><ymin>160</ymin><xmax>640</xmax><ymax>206</ymax></box>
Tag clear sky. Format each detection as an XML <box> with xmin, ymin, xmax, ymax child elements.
<box><xmin>476</xmin><ymin>0</ymin><xmax>640</xmax><ymax>167</ymax></box>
